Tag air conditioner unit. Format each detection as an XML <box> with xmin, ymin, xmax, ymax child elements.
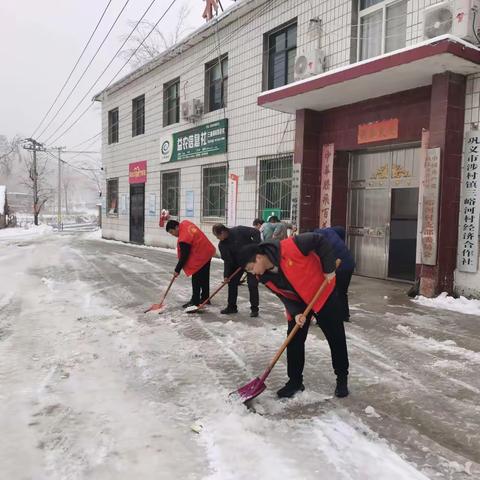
<box><xmin>181</xmin><ymin>99</ymin><xmax>204</xmax><ymax>121</ymax></box>
<box><xmin>294</xmin><ymin>49</ymin><xmax>326</xmax><ymax>80</ymax></box>
<box><xmin>423</xmin><ymin>0</ymin><xmax>480</xmax><ymax>43</ymax></box>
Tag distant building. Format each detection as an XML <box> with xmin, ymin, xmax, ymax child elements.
<box><xmin>0</xmin><ymin>185</ymin><xmax>7</xmax><ymax>228</ymax></box>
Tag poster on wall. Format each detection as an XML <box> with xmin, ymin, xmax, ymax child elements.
<box><xmin>148</xmin><ymin>193</ymin><xmax>156</xmax><ymax>216</ymax></box>
<box><xmin>129</xmin><ymin>160</ymin><xmax>147</xmax><ymax>183</ymax></box>
<box><xmin>185</xmin><ymin>190</ymin><xmax>194</xmax><ymax>217</ymax></box>
<box><xmin>320</xmin><ymin>144</ymin><xmax>334</xmax><ymax>228</ymax></box>
<box><xmin>421</xmin><ymin>147</ymin><xmax>441</xmax><ymax>265</ymax></box>
<box><xmin>458</xmin><ymin>130</ymin><xmax>480</xmax><ymax>272</ymax></box>
<box><xmin>227</xmin><ymin>173</ymin><xmax>239</xmax><ymax>227</ymax></box>
<box><xmin>120</xmin><ymin>194</ymin><xmax>128</xmax><ymax>215</ymax></box>
<box><xmin>291</xmin><ymin>163</ymin><xmax>301</xmax><ymax>228</ymax></box>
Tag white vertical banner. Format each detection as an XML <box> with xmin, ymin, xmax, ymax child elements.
<box><xmin>416</xmin><ymin>129</ymin><xmax>430</xmax><ymax>264</ymax></box>
<box><xmin>227</xmin><ymin>173</ymin><xmax>239</xmax><ymax>227</ymax></box>
<box><xmin>320</xmin><ymin>143</ymin><xmax>334</xmax><ymax>228</ymax></box>
<box><xmin>458</xmin><ymin>130</ymin><xmax>480</xmax><ymax>272</ymax></box>
<box><xmin>421</xmin><ymin>147</ymin><xmax>441</xmax><ymax>265</ymax></box>
<box><xmin>148</xmin><ymin>193</ymin><xmax>156</xmax><ymax>215</ymax></box>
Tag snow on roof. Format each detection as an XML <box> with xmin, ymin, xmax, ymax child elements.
<box><xmin>0</xmin><ymin>185</ymin><xmax>6</xmax><ymax>216</ymax></box>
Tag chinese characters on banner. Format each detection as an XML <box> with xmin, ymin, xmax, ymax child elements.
<box><xmin>320</xmin><ymin>144</ymin><xmax>334</xmax><ymax>228</ymax></box>
<box><xmin>227</xmin><ymin>173</ymin><xmax>239</xmax><ymax>227</ymax></box>
<box><xmin>357</xmin><ymin>119</ymin><xmax>399</xmax><ymax>144</ymax></box>
<box><xmin>421</xmin><ymin>148</ymin><xmax>440</xmax><ymax>265</ymax></box>
<box><xmin>128</xmin><ymin>160</ymin><xmax>147</xmax><ymax>184</ymax></box>
<box><xmin>290</xmin><ymin>163</ymin><xmax>301</xmax><ymax>228</ymax></box>
<box><xmin>458</xmin><ymin>130</ymin><xmax>480</xmax><ymax>272</ymax></box>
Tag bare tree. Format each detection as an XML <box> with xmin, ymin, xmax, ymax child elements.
<box><xmin>119</xmin><ymin>3</ymin><xmax>191</xmax><ymax>69</ymax></box>
<box><xmin>0</xmin><ymin>135</ymin><xmax>22</xmax><ymax>179</ymax></box>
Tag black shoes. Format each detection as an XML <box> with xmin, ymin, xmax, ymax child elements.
<box><xmin>220</xmin><ymin>305</ymin><xmax>238</xmax><ymax>314</ymax></box>
<box><xmin>335</xmin><ymin>376</ymin><xmax>349</xmax><ymax>398</ymax></box>
<box><xmin>182</xmin><ymin>301</ymin><xmax>195</xmax><ymax>308</ymax></box>
<box><xmin>277</xmin><ymin>381</ymin><xmax>305</xmax><ymax>398</ymax></box>
<box><xmin>250</xmin><ymin>308</ymin><xmax>259</xmax><ymax>318</ymax></box>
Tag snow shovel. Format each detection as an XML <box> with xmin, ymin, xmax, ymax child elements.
<box><xmin>144</xmin><ymin>274</ymin><xmax>177</xmax><ymax>313</ymax></box>
<box><xmin>185</xmin><ymin>267</ymin><xmax>242</xmax><ymax>314</ymax></box>
<box><xmin>230</xmin><ymin>275</ymin><xmax>332</xmax><ymax>403</ymax></box>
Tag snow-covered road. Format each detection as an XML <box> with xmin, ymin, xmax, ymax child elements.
<box><xmin>0</xmin><ymin>230</ymin><xmax>478</xmax><ymax>479</ymax></box>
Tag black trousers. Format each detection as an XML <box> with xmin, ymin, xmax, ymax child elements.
<box><xmin>191</xmin><ymin>261</ymin><xmax>211</xmax><ymax>305</ymax></box>
<box><xmin>286</xmin><ymin>291</ymin><xmax>349</xmax><ymax>385</ymax></box>
<box><xmin>335</xmin><ymin>269</ymin><xmax>353</xmax><ymax>320</ymax></box>
<box><xmin>227</xmin><ymin>269</ymin><xmax>259</xmax><ymax>310</ymax></box>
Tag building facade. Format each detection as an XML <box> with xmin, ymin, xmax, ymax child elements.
<box><xmin>96</xmin><ymin>0</ymin><xmax>480</xmax><ymax>298</ymax></box>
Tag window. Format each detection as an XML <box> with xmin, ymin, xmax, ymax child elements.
<box><xmin>258</xmin><ymin>154</ymin><xmax>293</xmax><ymax>219</ymax></box>
<box><xmin>107</xmin><ymin>178</ymin><xmax>118</xmax><ymax>216</ymax></box>
<box><xmin>265</xmin><ymin>20</ymin><xmax>297</xmax><ymax>90</ymax></box>
<box><xmin>132</xmin><ymin>95</ymin><xmax>145</xmax><ymax>136</ymax></box>
<box><xmin>359</xmin><ymin>0</ymin><xmax>407</xmax><ymax>61</ymax></box>
<box><xmin>161</xmin><ymin>170</ymin><xmax>180</xmax><ymax>217</ymax></box>
<box><xmin>202</xmin><ymin>165</ymin><xmax>227</xmax><ymax>218</ymax></box>
<box><xmin>108</xmin><ymin>108</ymin><xmax>119</xmax><ymax>144</ymax></box>
<box><xmin>205</xmin><ymin>55</ymin><xmax>228</xmax><ymax>112</ymax></box>
<box><xmin>163</xmin><ymin>78</ymin><xmax>180</xmax><ymax>126</ymax></box>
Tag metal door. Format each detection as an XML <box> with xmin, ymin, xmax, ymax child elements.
<box><xmin>130</xmin><ymin>184</ymin><xmax>145</xmax><ymax>244</ymax></box>
<box><xmin>347</xmin><ymin>148</ymin><xmax>420</xmax><ymax>280</ymax></box>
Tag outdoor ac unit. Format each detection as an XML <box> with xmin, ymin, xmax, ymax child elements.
<box><xmin>294</xmin><ymin>49</ymin><xmax>325</xmax><ymax>80</ymax></box>
<box><xmin>423</xmin><ymin>0</ymin><xmax>480</xmax><ymax>43</ymax></box>
<box><xmin>181</xmin><ymin>99</ymin><xmax>204</xmax><ymax>121</ymax></box>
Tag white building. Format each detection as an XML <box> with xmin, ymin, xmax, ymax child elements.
<box><xmin>95</xmin><ymin>0</ymin><xmax>480</xmax><ymax>298</ymax></box>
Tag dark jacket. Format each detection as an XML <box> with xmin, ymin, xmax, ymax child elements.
<box><xmin>313</xmin><ymin>227</ymin><xmax>355</xmax><ymax>272</ymax></box>
<box><xmin>257</xmin><ymin>233</ymin><xmax>335</xmax><ymax>316</ymax></box>
<box><xmin>219</xmin><ymin>226</ymin><xmax>261</xmax><ymax>277</ymax></box>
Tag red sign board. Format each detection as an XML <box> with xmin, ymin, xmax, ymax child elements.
<box><xmin>358</xmin><ymin>119</ymin><xmax>399</xmax><ymax>144</ymax></box>
<box><xmin>129</xmin><ymin>161</ymin><xmax>147</xmax><ymax>184</ymax></box>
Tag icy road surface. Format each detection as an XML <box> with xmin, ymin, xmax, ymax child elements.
<box><xmin>0</xmin><ymin>230</ymin><xmax>479</xmax><ymax>479</ymax></box>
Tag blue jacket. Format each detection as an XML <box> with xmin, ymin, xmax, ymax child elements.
<box><xmin>313</xmin><ymin>227</ymin><xmax>355</xmax><ymax>272</ymax></box>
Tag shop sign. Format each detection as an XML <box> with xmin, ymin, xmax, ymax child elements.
<box><xmin>320</xmin><ymin>143</ymin><xmax>334</xmax><ymax>228</ymax></box>
<box><xmin>421</xmin><ymin>147</ymin><xmax>440</xmax><ymax>265</ymax></box>
<box><xmin>227</xmin><ymin>173</ymin><xmax>239</xmax><ymax>227</ymax></box>
<box><xmin>129</xmin><ymin>160</ymin><xmax>147</xmax><ymax>184</ymax></box>
<box><xmin>458</xmin><ymin>130</ymin><xmax>480</xmax><ymax>272</ymax></box>
<box><xmin>262</xmin><ymin>208</ymin><xmax>281</xmax><ymax>222</ymax></box>
<box><xmin>358</xmin><ymin>119</ymin><xmax>399</xmax><ymax>145</ymax></box>
<box><xmin>160</xmin><ymin>119</ymin><xmax>228</xmax><ymax>162</ymax></box>
<box><xmin>185</xmin><ymin>190</ymin><xmax>194</xmax><ymax>217</ymax></box>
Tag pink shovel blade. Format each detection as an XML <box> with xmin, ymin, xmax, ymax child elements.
<box><xmin>143</xmin><ymin>302</ymin><xmax>164</xmax><ymax>313</ymax></box>
<box><xmin>229</xmin><ymin>377</ymin><xmax>266</xmax><ymax>403</ymax></box>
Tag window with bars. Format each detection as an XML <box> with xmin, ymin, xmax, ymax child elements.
<box><xmin>161</xmin><ymin>170</ymin><xmax>180</xmax><ymax>217</ymax></box>
<box><xmin>258</xmin><ymin>154</ymin><xmax>293</xmax><ymax>220</ymax></box>
<box><xmin>108</xmin><ymin>108</ymin><xmax>119</xmax><ymax>144</ymax></box>
<box><xmin>359</xmin><ymin>0</ymin><xmax>407</xmax><ymax>61</ymax></box>
<box><xmin>107</xmin><ymin>178</ymin><xmax>118</xmax><ymax>216</ymax></box>
<box><xmin>132</xmin><ymin>95</ymin><xmax>145</xmax><ymax>136</ymax></box>
<box><xmin>205</xmin><ymin>55</ymin><xmax>228</xmax><ymax>112</ymax></box>
<box><xmin>202</xmin><ymin>164</ymin><xmax>227</xmax><ymax>218</ymax></box>
<box><xmin>264</xmin><ymin>20</ymin><xmax>297</xmax><ymax>90</ymax></box>
<box><xmin>163</xmin><ymin>78</ymin><xmax>180</xmax><ymax>126</ymax></box>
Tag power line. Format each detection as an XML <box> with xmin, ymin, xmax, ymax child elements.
<box><xmin>37</xmin><ymin>0</ymin><xmax>132</xmax><ymax>141</ymax></box>
<box><xmin>30</xmin><ymin>0</ymin><xmax>114</xmax><ymax>138</ymax></box>
<box><xmin>45</xmin><ymin>0</ymin><xmax>179</xmax><ymax>147</ymax></box>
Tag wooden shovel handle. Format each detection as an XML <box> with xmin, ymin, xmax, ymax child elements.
<box><xmin>195</xmin><ymin>266</ymin><xmax>242</xmax><ymax>310</ymax></box>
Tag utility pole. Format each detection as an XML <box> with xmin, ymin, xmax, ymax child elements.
<box><xmin>23</xmin><ymin>138</ymin><xmax>45</xmax><ymax>226</ymax></box>
<box><xmin>52</xmin><ymin>146</ymin><xmax>66</xmax><ymax>231</ymax></box>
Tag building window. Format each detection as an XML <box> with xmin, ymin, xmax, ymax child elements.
<box><xmin>161</xmin><ymin>170</ymin><xmax>180</xmax><ymax>217</ymax></box>
<box><xmin>205</xmin><ymin>55</ymin><xmax>228</xmax><ymax>112</ymax></box>
<box><xmin>258</xmin><ymin>154</ymin><xmax>293</xmax><ymax>219</ymax></box>
<box><xmin>132</xmin><ymin>95</ymin><xmax>145</xmax><ymax>136</ymax></box>
<box><xmin>264</xmin><ymin>20</ymin><xmax>297</xmax><ymax>90</ymax></box>
<box><xmin>108</xmin><ymin>108</ymin><xmax>119</xmax><ymax>144</ymax></box>
<box><xmin>359</xmin><ymin>0</ymin><xmax>407</xmax><ymax>61</ymax></box>
<box><xmin>163</xmin><ymin>78</ymin><xmax>180</xmax><ymax>126</ymax></box>
<box><xmin>107</xmin><ymin>178</ymin><xmax>118</xmax><ymax>216</ymax></box>
<box><xmin>202</xmin><ymin>164</ymin><xmax>227</xmax><ymax>218</ymax></box>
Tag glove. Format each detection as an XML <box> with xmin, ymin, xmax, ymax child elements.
<box><xmin>325</xmin><ymin>271</ymin><xmax>336</xmax><ymax>283</ymax></box>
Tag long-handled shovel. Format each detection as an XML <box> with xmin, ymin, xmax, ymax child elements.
<box><xmin>144</xmin><ymin>274</ymin><xmax>177</xmax><ymax>313</ymax></box>
<box><xmin>230</xmin><ymin>275</ymin><xmax>332</xmax><ymax>403</ymax></box>
<box><xmin>185</xmin><ymin>267</ymin><xmax>242</xmax><ymax>314</ymax></box>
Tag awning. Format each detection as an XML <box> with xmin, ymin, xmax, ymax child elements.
<box><xmin>258</xmin><ymin>35</ymin><xmax>480</xmax><ymax>114</ymax></box>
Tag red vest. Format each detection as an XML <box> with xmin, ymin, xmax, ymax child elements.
<box><xmin>177</xmin><ymin>220</ymin><xmax>216</xmax><ymax>276</ymax></box>
<box><xmin>265</xmin><ymin>237</ymin><xmax>335</xmax><ymax>315</ymax></box>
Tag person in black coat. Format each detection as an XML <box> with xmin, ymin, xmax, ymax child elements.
<box><xmin>212</xmin><ymin>224</ymin><xmax>261</xmax><ymax>317</ymax></box>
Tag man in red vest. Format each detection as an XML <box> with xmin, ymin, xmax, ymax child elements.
<box><xmin>239</xmin><ymin>233</ymin><xmax>349</xmax><ymax>399</ymax></box>
<box><xmin>166</xmin><ymin>219</ymin><xmax>216</xmax><ymax>308</ymax></box>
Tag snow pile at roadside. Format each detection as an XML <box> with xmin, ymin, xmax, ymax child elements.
<box><xmin>0</xmin><ymin>185</ymin><xmax>5</xmax><ymax>215</ymax></box>
<box><xmin>0</xmin><ymin>223</ymin><xmax>53</xmax><ymax>240</ymax></box>
<box><xmin>413</xmin><ymin>292</ymin><xmax>480</xmax><ymax>316</ymax></box>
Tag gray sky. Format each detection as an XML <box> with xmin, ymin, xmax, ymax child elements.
<box><xmin>0</xmin><ymin>0</ymin><xmax>222</xmax><ymax>151</ymax></box>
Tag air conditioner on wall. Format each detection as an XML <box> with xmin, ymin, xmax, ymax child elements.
<box><xmin>423</xmin><ymin>0</ymin><xmax>480</xmax><ymax>43</ymax></box>
<box><xmin>181</xmin><ymin>99</ymin><xmax>204</xmax><ymax>121</ymax></box>
<box><xmin>294</xmin><ymin>49</ymin><xmax>326</xmax><ymax>81</ymax></box>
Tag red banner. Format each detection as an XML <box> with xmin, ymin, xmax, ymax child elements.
<box><xmin>129</xmin><ymin>161</ymin><xmax>147</xmax><ymax>184</ymax></box>
<box><xmin>358</xmin><ymin>118</ymin><xmax>399</xmax><ymax>145</ymax></box>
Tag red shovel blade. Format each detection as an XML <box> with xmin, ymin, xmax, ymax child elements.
<box><xmin>143</xmin><ymin>302</ymin><xmax>164</xmax><ymax>313</ymax></box>
<box><xmin>229</xmin><ymin>377</ymin><xmax>266</xmax><ymax>403</ymax></box>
